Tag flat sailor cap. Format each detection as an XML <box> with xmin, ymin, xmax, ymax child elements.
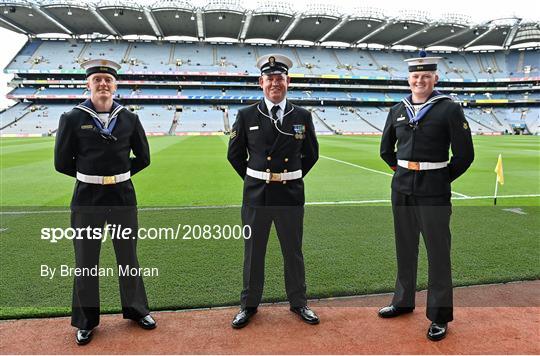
<box><xmin>256</xmin><ymin>54</ymin><xmax>293</xmax><ymax>75</ymax></box>
<box><xmin>81</xmin><ymin>59</ymin><xmax>121</xmax><ymax>79</ymax></box>
<box><xmin>404</xmin><ymin>50</ymin><xmax>441</xmax><ymax>72</ymax></box>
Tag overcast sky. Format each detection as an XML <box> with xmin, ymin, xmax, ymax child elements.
<box><xmin>1</xmin><ymin>0</ymin><xmax>538</xmax><ymax>109</ymax></box>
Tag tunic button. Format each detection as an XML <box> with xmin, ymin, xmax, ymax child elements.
<box><xmin>266</xmin><ymin>169</ymin><xmax>270</xmax><ymax>172</ymax></box>
<box><xmin>267</xmin><ymin>156</ymin><xmax>272</xmax><ymax>161</ymax></box>
<box><xmin>282</xmin><ymin>181</ymin><xmax>287</xmax><ymax>185</ymax></box>
<box><xmin>283</xmin><ymin>169</ymin><xmax>288</xmax><ymax>173</ymax></box>
<box><xmin>265</xmin><ymin>180</ymin><xmax>270</xmax><ymax>184</ymax></box>
<box><xmin>284</xmin><ymin>158</ymin><xmax>288</xmax><ymax>162</ymax></box>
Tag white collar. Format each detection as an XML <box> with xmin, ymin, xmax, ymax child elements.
<box><xmin>264</xmin><ymin>97</ymin><xmax>286</xmax><ymax>113</ymax></box>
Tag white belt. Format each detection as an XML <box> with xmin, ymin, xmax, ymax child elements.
<box><xmin>76</xmin><ymin>171</ymin><xmax>131</xmax><ymax>185</ymax></box>
<box><xmin>398</xmin><ymin>160</ymin><xmax>448</xmax><ymax>171</ymax></box>
<box><xmin>246</xmin><ymin>167</ymin><xmax>302</xmax><ymax>182</ymax></box>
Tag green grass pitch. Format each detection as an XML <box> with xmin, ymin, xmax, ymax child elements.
<box><xmin>0</xmin><ymin>135</ymin><xmax>539</xmax><ymax>319</ymax></box>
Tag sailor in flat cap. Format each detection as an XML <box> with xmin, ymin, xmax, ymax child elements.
<box><xmin>55</xmin><ymin>59</ymin><xmax>156</xmax><ymax>345</ymax></box>
<box><xmin>378</xmin><ymin>50</ymin><xmax>474</xmax><ymax>341</ymax></box>
<box><xmin>227</xmin><ymin>54</ymin><xmax>320</xmax><ymax>328</ymax></box>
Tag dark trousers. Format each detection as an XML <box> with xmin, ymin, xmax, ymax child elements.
<box><xmin>391</xmin><ymin>190</ymin><xmax>453</xmax><ymax>323</ymax></box>
<box><xmin>71</xmin><ymin>208</ymin><xmax>149</xmax><ymax>329</ymax></box>
<box><xmin>240</xmin><ymin>205</ymin><xmax>307</xmax><ymax>308</ymax></box>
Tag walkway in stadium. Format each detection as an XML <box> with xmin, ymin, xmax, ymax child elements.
<box><xmin>1</xmin><ymin>280</ymin><xmax>538</xmax><ymax>354</ymax></box>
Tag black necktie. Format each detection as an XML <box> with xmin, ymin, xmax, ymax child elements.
<box><xmin>271</xmin><ymin>105</ymin><xmax>280</xmax><ymax>126</ymax></box>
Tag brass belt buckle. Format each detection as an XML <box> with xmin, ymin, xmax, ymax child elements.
<box><xmin>103</xmin><ymin>176</ymin><xmax>116</xmax><ymax>185</ymax></box>
<box><xmin>408</xmin><ymin>161</ymin><xmax>420</xmax><ymax>171</ymax></box>
<box><xmin>270</xmin><ymin>173</ymin><xmax>281</xmax><ymax>182</ymax></box>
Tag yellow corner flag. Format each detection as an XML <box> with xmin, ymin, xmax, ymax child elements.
<box><xmin>494</xmin><ymin>154</ymin><xmax>504</xmax><ymax>185</ymax></box>
<box><xmin>493</xmin><ymin>154</ymin><xmax>504</xmax><ymax>205</ymax></box>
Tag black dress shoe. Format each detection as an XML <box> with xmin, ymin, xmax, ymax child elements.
<box><xmin>231</xmin><ymin>307</ymin><xmax>257</xmax><ymax>329</ymax></box>
<box><xmin>137</xmin><ymin>314</ymin><xmax>157</xmax><ymax>330</ymax></box>
<box><xmin>290</xmin><ymin>306</ymin><xmax>320</xmax><ymax>325</ymax></box>
<box><xmin>378</xmin><ymin>305</ymin><xmax>414</xmax><ymax>318</ymax></box>
<box><xmin>427</xmin><ymin>322</ymin><xmax>447</xmax><ymax>341</ymax></box>
<box><xmin>76</xmin><ymin>329</ymin><xmax>93</xmax><ymax>345</ymax></box>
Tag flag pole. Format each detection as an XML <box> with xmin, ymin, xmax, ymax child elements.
<box><xmin>494</xmin><ymin>153</ymin><xmax>504</xmax><ymax>206</ymax></box>
<box><xmin>494</xmin><ymin>174</ymin><xmax>499</xmax><ymax>205</ymax></box>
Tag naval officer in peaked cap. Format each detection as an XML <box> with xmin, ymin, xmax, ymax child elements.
<box><xmin>378</xmin><ymin>51</ymin><xmax>474</xmax><ymax>341</ymax></box>
<box><xmin>55</xmin><ymin>59</ymin><xmax>156</xmax><ymax>345</ymax></box>
<box><xmin>227</xmin><ymin>53</ymin><xmax>320</xmax><ymax>328</ymax></box>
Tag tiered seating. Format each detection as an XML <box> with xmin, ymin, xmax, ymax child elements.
<box><xmin>182</xmin><ymin>88</ymin><xmax>224</xmax><ymax>96</ymax></box>
<box><xmin>464</xmin><ymin>108</ymin><xmax>502</xmax><ymax>133</ymax></box>
<box><xmin>2</xmin><ymin>101</ymin><xmax>537</xmax><ymax>135</ymax></box>
<box><xmin>333</xmin><ymin>49</ymin><xmax>381</xmax><ymax>77</ymax></box>
<box><xmin>1</xmin><ymin>104</ymin><xmax>68</xmax><ymax>135</ymax></box>
<box><xmin>0</xmin><ymin>103</ymin><xmax>33</xmax><ymax>127</ymax></box>
<box><xmin>370</xmin><ymin>51</ymin><xmax>408</xmax><ymax>78</ymax></box>
<box><xmin>442</xmin><ymin>53</ymin><xmax>476</xmax><ymax>80</ymax></box>
<box><xmin>215</xmin><ymin>45</ymin><xmax>257</xmax><ymax>71</ymax></box>
<box><xmin>6</xmin><ymin>40</ymin><xmax>42</xmax><ymax>71</ymax></box>
<box><xmin>39</xmin><ymin>88</ymin><xmax>84</xmax><ymax>95</ymax></box>
<box><xmin>28</xmin><ymin>40</ymin><xmax>82</xmax><ymax>70</ymax></box>
<box><xmin>522</xmin><ymin>51</ymin><xmax>539</xmax><ymax>75</ymax></box>
<box><xmin>314</xmin><ymin>107</ymin><xmax>378</xmax><ymax>133</ymax></box>
<box><xmin>10</xmin><ymin>87</ymin><xmax>38</xmax><ymax>95</ymax></box>
<box><xmin>79</xmin><ymin>41</ymin><xmax>129</xmax><ymax>65</ymax></box>
<box><xmin>171</xmin><ymin>44</ymin><xmax>214</xmax><ymax>70</ymax></box>
<box><xmin>349</xmin><ymin>92</ymin><xmax>387</xmax><ymax>101</ymax></box>
<box><xmin>524</xmin><ymin>108</ymin><xmax>539</xmax><ymax>133</ymax></box>
<box><xmin>176</xmin><ymin>106</ymin><xmax>224</xmax><ymax>132</ymax></box>
<box><xmin>361</xmin><ymin>108</ymin><xmax>388</xmax><ymax>130</ymax></box>
<box><xmin>5</xmin><ymin>40</ymin><xmax>538</xmax><ymax>80</ymax></box>
<box><xmin>132</xmin><ymin>105</ymin><xmax>174</xmax><ymax>133</ymax></box>
<box><xmin>296</xmin><ymin>48</ymin><xmax>341</xmax><ymax>75</ymax></box>
<box><xmin>125</xmin><ymin>42</ymin><xmax>171</xmax><ymax>71</ymax></box>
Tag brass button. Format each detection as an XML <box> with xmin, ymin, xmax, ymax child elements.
<box><xmin>284</xmin><ymin>158</ymin><xmax>288</xmax><ymax>162</ymax></box>
<box><xmin>266</xmin><ymin>169</ymin><xmax>270</xmax><ymax>173</ymax></box>
<box><xmin>282</xmin><ymin>181</ymin><xmax>287</xmax><ymax>184</ymax></box>
<box><xmin>283</xmin><ymin>169</ymin><xmax>288</xmax><ymax>173</ymax></box>
<box><xmin>267</xmin><ymin>156</ymin><xmax>272</xmax><ymax>161</ymax></box>
<box><xmin>265</xmin><ymin>180</ymin><xmax>270</xmax><ymax>184</ymax></box>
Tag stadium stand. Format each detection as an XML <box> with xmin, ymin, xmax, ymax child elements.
<box><xmin>176</xmin><ymin>106</ymin><xmax>224</xmax><ymax>132</ymax></box>
<box><xmin>4</xmin><ymin>39</ymin><xmax>538</xmax><ymax>83</ymax></box>
<box><xmin>1</xmin><ymin>104</ymin><xmax>68</xmax><ymax>135</ymax></box>
<box><xmin>0</xmin><ymin>3</ymin><xmax>538</xmax><ymax>137</ymax></box>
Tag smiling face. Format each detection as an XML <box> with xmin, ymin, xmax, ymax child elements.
<box><xmin>87</xmin><ymin>73</ymin><xmax>117</xmax><ymax>102</ymax></box>
<box><xmin>408</xmin><ymin>71</ymin><xmax>438</xmax><ymax>102</ymax></box>
<box><xmin>259</xmin><ymin>73</ymin><xmax>290</xmax><ymax>104</ymax></box>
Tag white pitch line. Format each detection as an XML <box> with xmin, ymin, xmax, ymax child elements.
<box><xmin>453</xmin><ymin>194</ymin><xmax>540</xmax><ymax>200</ymax></box>
<box><xmin>320</xmin><ymin>155</ymin><xmax>393</xmax><ymax>177</ymax></box>
<box><xmin>320</xmin><ymin>155</ymin><xmax>470</xmax><ymax>198</ymax></box>
<box><xmin>1</xmin><ymin>194</ymin><xmax>538</xmax><ymax>215</ymax></box>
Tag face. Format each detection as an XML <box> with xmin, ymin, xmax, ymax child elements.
<box><xmin>408</xmin><ymin>71</ymin><xmax>438</xmax><ymax>99</ymax></box>
<box><xmin>259</xmin><ymin>73</ymin><xmax>290</xmax><ymax>103</ymax></box>
<box><xmin>87</xmin><ymin>73</ymin><xmax>117</xmax><ymax>101</ymax></box>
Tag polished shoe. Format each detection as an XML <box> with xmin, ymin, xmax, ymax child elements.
<box><xmin>231</xmin><ymin>307</ymin><xmax>257</xmax><ymax>329</ymax></box>
<box><xmin>427</xmin><ymin>322</ymin><xmax>447</xmax><ymax>341</ymax></box>
<box><xmin>137</xmin><ymin>314</ymin><xmax>157</xmax><ymax>330</ymax></box>
<box><xmin>75</xmin><ymin>329</ymin><xmax>93</xmax><ymax>345</ymax></box>
<box><xmin>378</xmin><ymin>305</ymin><xmax>414</xmax><ymax>318</ymax></box>
<box><xmin>290</xmin><ymin>306</ymin><xmax>320</xmax><ymax>325</ymax></box>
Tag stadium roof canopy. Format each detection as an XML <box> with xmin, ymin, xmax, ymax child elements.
<box><xmin>0</xmin><ymin>0</ymin><xmax>539</xmax><ymax>50</ymax></box>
